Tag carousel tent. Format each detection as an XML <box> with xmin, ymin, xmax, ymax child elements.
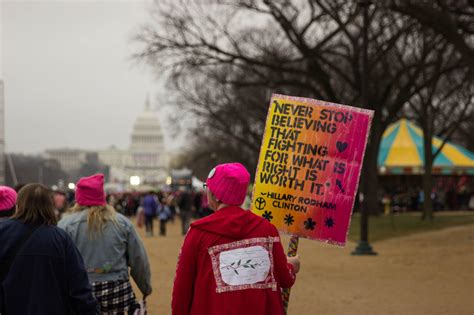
<box><xmin>378</xmin><ymin>119</ymin><xmax>474</xmax><ymax>175</ymax></box>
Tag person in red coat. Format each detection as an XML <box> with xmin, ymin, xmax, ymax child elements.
<box><xmin>172</xmin><ymin>163</ymin><xmax>300</xmax><ymax>315</ymax></box>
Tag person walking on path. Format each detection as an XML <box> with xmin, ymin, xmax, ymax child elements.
<box><xmin>142</xmin><ymin>191</ymin><xmax>158</xmax><ymax>236</ymax></box>
<box><xmin>177</xmin><ymin>188</ymin><xmax>193</xmax><ymax>235</ymax></box>
<box><xmin>158</xmin><ymin>200</ymin><xmax>171</xmax><ymax>236</ymax></box>
<box><xmin>0</xmin><ymin>186</ymin><xmax>17</xmax><ymax>222</ymax></box>
<box><xmin>0</xmin><ymin>183</ymin><xmax>98</xmax><ymax>315</ymax></box>
<box><xmin>59</xmin><ymin>174</ymin><xmax>152</xmax><ymax>314</ymax></box>
<box><xmin>172</xmin><ymin>163</ymin><xmax>300</xmax><ymax>315</ymax></box>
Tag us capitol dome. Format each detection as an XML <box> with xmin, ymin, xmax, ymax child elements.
<box><xmin>99</xmin><ymin>96</ymin><xmax>168</xmax><ymax>186</ymax></box>
<box><xmin>129</xmin><ymin>97</ymin><xmax>167</xmax><ymax>182</ymax></box>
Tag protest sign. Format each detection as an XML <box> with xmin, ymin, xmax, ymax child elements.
<box><xmin>251</xmin><ymin>94</ymin><xmax>373</xmax><ymax>246</ymax></box>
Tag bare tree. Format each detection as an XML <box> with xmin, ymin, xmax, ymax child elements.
<box><xmin>452</xmin><ymin>119</ymin><xmax>474</xmax><ymax>152</ymax></box>
<box><xmin>406</xmin><ymin>31</ymin><xmax>473</xmax><ymax>219</ymax></box>
<box><xmin>136</xmin><ymin>0</ymin><xmax>471</xmax><ymax>219</ymax></box>
<box><xmin>385</xmin><ymin>0</ymin><xmax>474</xmax><ymax>72</ymax></box>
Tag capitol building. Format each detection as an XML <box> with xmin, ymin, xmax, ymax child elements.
<box><xmin>99</xmin><ymin>97</ymin><xmax>168</xmax><ymax>185</ymax></box>
<box><xmin>45</xmin><ymin>97</ymin><xmax>168</xmax><ymax>186</ymax></box>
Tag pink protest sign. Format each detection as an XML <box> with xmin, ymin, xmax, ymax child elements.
<box><xmin>251</xmin><ymin>94</ymin><xmax>373</xmax><ymax>246</ymax></box>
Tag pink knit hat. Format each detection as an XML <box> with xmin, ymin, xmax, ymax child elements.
<box><xmin>75</xmin><ymin>174</ymin><xmax>106</xmax><ymax>206</ymax></box>
<box><xmin>206</xmin><ymin>163</ymin><xmax>250</xmax><ymax>206</ymax></box>
<box><xmin>0</xmin><ymin>186</ymin><xmax>17</xmax><ymax>211</ymax></box>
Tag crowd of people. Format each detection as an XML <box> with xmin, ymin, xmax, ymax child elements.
<box><xmin>106</xmin><ymin>188</ymin><xmax>213</xmax><ymax>237</ymax></box>
<box><xmin>0</xmin><ymin>163</ymin><xmax>300</xmax><ymax>315</ymax></box>
<box><xmin>380</xmin><ymin>178</ymin><xmax>474</xmax><ymax>214</ymax></box>
<box><xmin>46</xmin><ymin>182</ymin><xmax>216</xmax><ymax>239</ymax></box>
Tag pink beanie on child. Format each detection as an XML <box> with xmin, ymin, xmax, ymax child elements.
<box><xmin>75</xmin><ymin>174</ymin><xmax>106</xmax><ymax>206</ymax></box>
<box><xmin>0</xmin><ymin>186</ymin><xmax>17</xmax><ymax>212</ymax></box>
<box><xmin>206</xmin><ymin>163</ymin><xmax>250</xmax><ymax>206</ymax></box>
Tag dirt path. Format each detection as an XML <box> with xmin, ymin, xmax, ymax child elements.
<box><xmin>134</xmin><ymin>220</ymin><xmax>474</xmax><ymax>315</ymax></box>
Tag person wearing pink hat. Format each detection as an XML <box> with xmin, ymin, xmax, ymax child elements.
<box><xmin>0</xmin><ymin>186</ymin><xmax>17</xmax><ymax>221</ymax></box>
<box><xmin>172</xmin><ymin>163</ymin><xmax>300</xmax><ymax>315</ymax></box>
<box><xmin>59</xmin><ymin>174</ymin><xmax>152</xmax><ymax>314</ymax></box>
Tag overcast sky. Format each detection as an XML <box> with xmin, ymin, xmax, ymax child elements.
<box><xmin>1</xmin><ymin>0</ymin><xmax>179</xmax><ymax>154</ymax></box>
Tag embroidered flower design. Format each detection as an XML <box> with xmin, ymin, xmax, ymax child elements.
<box><xmin>221</xmin><ymin>259</ymin><xmax>262</xmax><ymax>275</ymax></box>
<box><xmin>304</xmin><ymin>218</ymin><xmax>316</xmax><ymax>230</ymax></box>
<box><xmin>262</xmin><ymin>211</ymin><xmax>273</xmax><ymax>221</ymax></box>
<box><xmin>209</xmin><ymin>238</ymin><xmax>278</xmax><ymax>293</ymax></box>
<box><xmin>284</xmin><ymin>214</ymin><xmax>294</xmax><ymax>226</ymax></box>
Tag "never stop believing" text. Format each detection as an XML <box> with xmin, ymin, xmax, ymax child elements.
<box><xmin>258</xmin><ymin>100</ymin><xmax>350</xmax><ymax>195</ymax></box>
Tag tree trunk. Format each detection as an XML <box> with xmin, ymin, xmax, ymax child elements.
<box><xmin>422</xmin><ymin>166</ymin><xmax>434</xmax><ymax>221</ymax></box>
<box><xmin>364</xmin><ymin>143</ymin><xmax>381</xmax><ymax>215</ymax></box>
<box><xmin>363</xmin><ymin>116</ymin><xmax>383</xmax><ymax>216</ymax></box>
<box><xmin>421</xmin><ymin>120</ymin><xmax>434</xmax><ymax>221</ymax></box>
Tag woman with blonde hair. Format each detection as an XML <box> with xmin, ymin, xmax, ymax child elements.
<box><xmin>59</xmin><ymin>174</ymin><xmax>152</xmax><ymax>314</ymax></box>
<box><xmin>0</xmin><ymin>183</ymin><xmax>97</xmax><ymax>314</ymax></box>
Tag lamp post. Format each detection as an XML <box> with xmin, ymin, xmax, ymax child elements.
<box><xmin>352</xmin><ymin>0</ymin><xmax>377</xmax><ymax>256</ymax></box>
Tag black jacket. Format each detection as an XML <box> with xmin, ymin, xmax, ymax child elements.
<box><xmin>0</xmin><ymin>219</ymin><xmax>98</xmax><ymax>314</ymax></box>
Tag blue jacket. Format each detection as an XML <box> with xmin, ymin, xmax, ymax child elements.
<box><xmin>0</xmin><ymin>219</ymin><xmax>98</xmax><ymax>315</ymax></box>
<box><xmin>142</xmin><ymin>194</ymin><xmax>158</xmax><ymax>216</ymax></box>
<box><xmin>58</xmin><ymin>211</ymin><xmax>152</xmax><ymax>296</ymax></box>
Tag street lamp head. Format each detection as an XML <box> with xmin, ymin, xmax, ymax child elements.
<box><xmin>130</xmin><ymin>176</ymin><xmax>141</xmax><ymax>186</ymax></box>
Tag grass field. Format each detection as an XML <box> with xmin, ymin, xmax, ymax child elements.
<box><xmin>348</xmin><ymin>211</ymin><xmax>474</xmax><ymax>242</ymax></box>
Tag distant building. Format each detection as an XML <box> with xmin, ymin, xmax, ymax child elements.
<box><xmin>98</xmin><ymin>96</ymin><xmax>168</xmax><ymax>185</ymax></box>
<box><xmin>44</xmin><ymin>96</ymin><xmax>168</xmax><ymax>186</ymax></box>
<box><xmin>127</xmin><ymin>97</ymin><xmax>167</xmax><ymax>183</ymax></box>
<box><xmin>99</xmin><ymin>146</ymin><xmax>127</xmax><ymax>169</ymax></box>
<box><xmin>98</xmin><ymin>146</ymin><xmax>129</xmax><ymax>183</ymax></box>
<box><xmin>44</xmin><ymin>148</ymin><xmax>88</xmax><ymax>174</ymax></box>
<box><xmin>169</xmin><ymin>168</ymin><xmax>193</xmax><ymax>190</ymax></box>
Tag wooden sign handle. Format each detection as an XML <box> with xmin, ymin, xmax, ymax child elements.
<box><xmin>281</xmin><ymin>235</ymin><xmax>299</xmax><ymax>314</ymax></box>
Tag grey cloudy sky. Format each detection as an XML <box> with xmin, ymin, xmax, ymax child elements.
<box><xmin>1</xmin><ymin>0</ymin><xmax>178</xmax><ymax>154</ymax></box>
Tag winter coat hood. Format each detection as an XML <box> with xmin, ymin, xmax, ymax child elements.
<box><xmin>191</xmin><ymin>206</ymin><xmax>264</xmax><ymax>239</ymax></box>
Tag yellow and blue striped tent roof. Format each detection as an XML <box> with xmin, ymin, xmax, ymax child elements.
<box><xmin>378</xmin><ymin>119</ymin><xmax>474</xmax><ymax>175</ymax></box>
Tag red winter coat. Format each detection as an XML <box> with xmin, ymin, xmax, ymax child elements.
<box><xmin>172</xmin><ymin>206</ymin><xmax>296</xmax><ymax>315</ymax></box>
